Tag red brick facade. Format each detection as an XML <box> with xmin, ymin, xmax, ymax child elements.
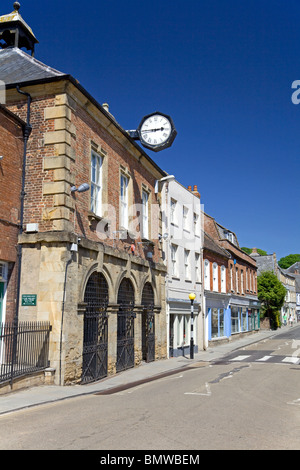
<box><xmin>204</xmin><ymin>212</ymin><xmax>257</xmax><ymax>297</ymax></box>
<box><xmin>7</xmin><ymin>88</ymin><xmax>163</xmax><ymax>263</ymax></box>
<box><xmin>0</xmin><ymin>106</ymin><xmax>24</xmax><ymax>322</ymax></box>
<box><xmin>3</xmin><ymin>81</ymin><xmax>168</xmax><ymax>383</ymax></box>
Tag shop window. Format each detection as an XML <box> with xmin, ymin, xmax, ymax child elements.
<box><xmin>231</xmin><ymin>307</ymin><xmax>239</xmax><ymax>333</ymax></box>
<box><xmin>211</xmin><ymin>308</ymin><xmax>225</xmax><ymax>338</ymax></box>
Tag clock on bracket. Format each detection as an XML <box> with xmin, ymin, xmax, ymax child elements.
<box><xmin>137</xmin><ymin>112</ymin><xmax>177</xmax><ymax>152</ymax></box>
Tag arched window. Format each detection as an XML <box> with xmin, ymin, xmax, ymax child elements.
<box><xmin>221</xmin><ymin>266</ymin><xmax>226</xmax><ymax>293</ymax></box>
<box><xmin>213</xmin><ymin>263</ymin><xmax>218</xmax><ymax>292</ymax></box>
<box><xmin>204</xmin><ymin>260</ymin><xmax>210</xmax><ymax>290</ymax></box>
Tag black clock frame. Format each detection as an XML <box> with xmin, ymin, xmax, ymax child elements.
<box><xmin>137</xmin><ymin>111</ymin><xmax>177</xmax><ymax>153</ymax></box>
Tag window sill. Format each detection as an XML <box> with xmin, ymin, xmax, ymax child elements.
<box><xmin>88</xmin><ymin>211</ymin><xmax>102</xmax><ymax>221</ymax></box>
<box><xmin>141</xmin><ymin>237</ymin><xmax>155</xmax><ymax>246</ymax></box>
<box><xmin>88</xmin><ymin>212</ymin><xmax>111</xmax><ymax>228</ymax></box>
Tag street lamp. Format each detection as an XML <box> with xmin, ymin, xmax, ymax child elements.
<box><xmin>189</xmin><ymin>293</ymin><xmax>196</xmax><ymax>359</ymax></box>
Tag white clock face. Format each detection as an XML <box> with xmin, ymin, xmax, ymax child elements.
<box><xmin>140</xmin><ymin>114</ymin><xmax>172</xmax><ymax>147</ymax></box>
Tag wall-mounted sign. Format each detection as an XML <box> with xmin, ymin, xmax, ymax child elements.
<box><xmin>22</xmin><ymin>294</ymin><xmax>37</xmax><ymax>307</ymax></box>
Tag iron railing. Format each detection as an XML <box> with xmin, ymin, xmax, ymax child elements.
<box><xmin>0</xmin><ymin>321</ymin><xmax>52</xmax><ymax>385</ymax></box>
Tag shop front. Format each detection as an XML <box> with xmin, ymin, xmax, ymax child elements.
<box><xmin>230</xmin><ymin>298</ymin><xmax>260</xmax><ymax>335</ymax></box>
<box><xmin>168</xmin><ymin>300</ymin><xmax>200</xmax><ymax>357</ymax></box>
<box><xmin>207</xmin><ymin>294</ymin><xmax>260</xmax><ymax>342</ymax></box>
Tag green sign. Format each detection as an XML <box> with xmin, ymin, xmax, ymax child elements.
<box><xmin>22</xmin><ymin>294</ymin><xmax>37</xmax><ymax>307</ymax></box>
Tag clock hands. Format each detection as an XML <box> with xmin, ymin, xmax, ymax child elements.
<box><xmin>141</xmin><ymin>127</ymin><xmax>167</xmax><ymax>133</ymax></box>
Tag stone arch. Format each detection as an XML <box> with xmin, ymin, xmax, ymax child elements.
<box><xmin>141</xmin><ymin>282</ymin><xmax>156</xmax><ymax>362</ymax></box>
<box><xmin>115</xmin><ymin>270</ymin><xmax>138</xmax><ymax>305</ymax></box>
<box><xmin>79</xmin><ymin>262</ymin><xmax>113</xmax><ymax>306</ymax></box>
<box><xmin>116</xmin><ymin>277</ymin><xmax>135</xmax><ymax>372</ymax></box>
<box><xmin>81</xmin><ymin>271</ymin><xmax>109</xmax><ymax>384</ymax></box>
<box><xmin>140</xmin><ymin>274</ymin><xmax>159</xmax><ymax>306</ymax></box>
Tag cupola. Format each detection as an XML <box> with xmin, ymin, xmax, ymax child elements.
<box><xmin>0</xmin><ymin>2</ymin><xmax>38</xmax><ymax>56</ymax></box>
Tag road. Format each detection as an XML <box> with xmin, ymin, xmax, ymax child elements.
<box><xmin>0</xmin><ymin>326</ymin><xmax>299</xmax><ymax>451</ymax></box>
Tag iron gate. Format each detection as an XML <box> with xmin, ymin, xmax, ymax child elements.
<box><xmin>116</xmin><ymin>278</ymin><xmax>135</xmax><ymax>372</ymax></box>
<box><xmin>142</xmin><ymin>283</ymin><xmax>155</xmax><ymax>362</ymax></box>
<box><xmin>82</xmin><ymin>272</ymin><xmax>108</xmax><ymax>384</ymax></box>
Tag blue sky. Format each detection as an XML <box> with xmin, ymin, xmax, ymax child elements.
<box><xmin>3</xmin><ymin>0</ymin><xmax>300</xmax><ymax>260</ymax></box>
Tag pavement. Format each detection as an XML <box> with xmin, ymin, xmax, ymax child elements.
<box><xmin>0</xmin><ymin>327</ymin><xmax>294</xmax><ymax>416</ymax></box>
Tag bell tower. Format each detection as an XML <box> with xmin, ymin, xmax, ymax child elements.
<box><xmin>0</xmin><ymin>2</ymin><xmax>38</xmax><ymax>57</ymax></box>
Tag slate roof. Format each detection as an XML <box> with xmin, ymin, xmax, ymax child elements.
<box><xmin>203</xmin><ymin>231</ymin><xmax>231</xmax><ymax>258</ymax></box>
<box><xmin>0</xmin><ymin>47</ymin><xmax>66</xmax><ymax>85</ymax></box>
<box><xmin>285</xmin><ymin>262</ymin><xmax>300</xmax><ymax>274</ymax></box>
<box><xmin>0</xmin><ymin>46</ymin><xmax>167</xmax><ymax>179</ymax></box>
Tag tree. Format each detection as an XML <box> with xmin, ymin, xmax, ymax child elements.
<box><xmin>241</xmin><ymin>247</ymin><xmax>267</xmax><ymax>256</ymax></box>
<box><xmin>257</xmin><ymin>271</ymin><xmax>286</xmax><ymax>329</ymax></box>
<box><xmin>278</xmin><ymin>254</ymin><xmax>300</xmax><ymax>269</ymax></box>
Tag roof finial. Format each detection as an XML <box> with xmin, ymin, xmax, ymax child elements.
<box><xmin>13</xmin><ymin>2</ymin><xmax>21</xmax><ymax>12</ymax></box>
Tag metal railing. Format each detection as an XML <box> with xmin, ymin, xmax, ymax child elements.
<box><xmin>0</xmin><ymin>322</ymin><xmax>52</xmax><ymax>385</ymax></box>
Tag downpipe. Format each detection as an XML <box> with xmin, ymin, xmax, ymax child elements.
<box><xmin>14</xmin><ymin>86</ymin><xmax>32</xmax><ymax>324</ymax></box>
<box><xmin>11</xmin><ymin>86</ymin><xmax>32</xmax><ymax>385</ymax></box>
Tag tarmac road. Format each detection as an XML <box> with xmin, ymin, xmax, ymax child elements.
<box><xmin>0</xmin><ymin>325</ymin><xmax>299</xmax><ymax>450</ymax></box>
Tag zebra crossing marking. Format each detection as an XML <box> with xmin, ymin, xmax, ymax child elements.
<box><xmin>257</xmin><ymin>355</ymin><xmax>273</xmax><ymax>362</ymax></box>
<box><xmin>227</xmin><ymin>354</ymin><xmax>299</xmax><ymax>365</ymax></box>
<box><xmin>229</xmin><ymin>355</ymin><xmax>251</xmax><ymax>361</ymax></box>
<box><xmin>281</xmin><ymin>356</ymin><xmax>299</xmax><ymax>364</ymax></box>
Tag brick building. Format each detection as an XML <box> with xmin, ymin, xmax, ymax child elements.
<box><xmin>0</xmin><ymin>105</ymin><xmax>25</xmax><ymax>324</ymax></box>
<box><xmin>204</xmin><ymin>213</ymin><xmax>260</xmax><ymax>342</ymax></box>
<box><xmin>0</xmin><ymin>4</ymin><xmax>168</xmax><ymax>384</ymax></box>
<box><xmin>203</xmin><ymin>231</ymin><xmax>231</xmax><ymax>343</ymax></box>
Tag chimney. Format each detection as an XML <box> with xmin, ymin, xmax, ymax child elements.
<box><xmin>192</xmin><ymin>185</ymin><xmax>200</xmax><ymax>199</ymax></box>
<box><xmin>187</xmin><ymin>185</ymin><xmax>192</xmax><ymax>191</ymax></box>
<box><xmin>250</xmin><ymin>248</ymin><xmax>260</xmax><ymax>257</ymax></box>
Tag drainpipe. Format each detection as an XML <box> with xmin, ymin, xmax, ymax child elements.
<box><xmin>10</xmin><ymin>87</ymin><xmax>32</xmax><ymax>385</ymax></box>
<box><xmin>14</xmin><ymin>86</ymin><xmax>32</xmax><ymax>326</ymax></box>
<box><xmin>59</xmin><ymin>253</ymin><xmax>73</xmax><ymax>386</ymax></box>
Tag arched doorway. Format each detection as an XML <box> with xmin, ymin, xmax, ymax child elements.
<box><xmin>142</xmin><ymin>282</ymin><xmax>155</xmax><ymax>362</ymax></box>
<box><xmin>116</xmin><ymin>278</ymin><xmax>135</xmax><ymax>372</ymax></box>
<box><xmin>82</xmin><ymin>272</ymin><xmax>109</xmax><ymax>384</ymax></box>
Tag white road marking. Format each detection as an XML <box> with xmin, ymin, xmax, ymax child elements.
<box><xmin>282</xmin><ymin>357</ymin><xmax>299</xmax><ymax>364</ymax></box>
<box><xmin>287</xmin><ymin>398</ymin><xmax>300</xmax><ymax>406</ymax></box>
<box><xmin>256</xmin><ymin>356</ymin><xmax>272</xmax><ymax>362</ymax></box>
<box><xmin>230</xmin><ymin>355</ymin><xmax>251</xmax><ymax>361</ymax></box>
<box><xmin>184</xmin><ymin>382</ymin><xmax>211</xmax><ymax>396</ymax></box>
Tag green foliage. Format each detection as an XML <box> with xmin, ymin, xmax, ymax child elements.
<box><xmin>241</xmin><ymin>247</ymin><xmax>251</xmax><ymax>254</ymax></box>
<box><xmin>241</xmin><ymin>247</ymin><xmax>268</xmax><ymax>256</ymax></box>
<box><xmin>257</xmin><ymin>271</ymin><xmax>286</xmax><ymax>330</ymax></box>
<box><xmin>278</xmin><ymin>254</ymin><xmax>300</xmax><ymax>269</ymax></box>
